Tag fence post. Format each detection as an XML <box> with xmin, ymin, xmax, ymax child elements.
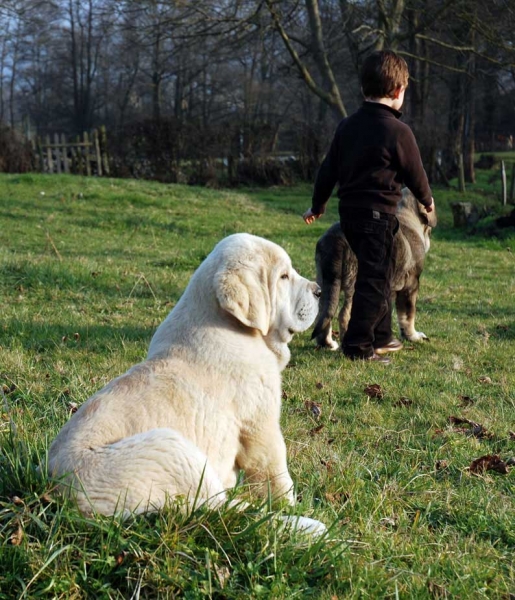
<box><xmin>93</xmin><ymin>128</ymin><xmax>102</xmax><ymax>176</ymax></box>
<box><xmin>501</xmin><ymin>160</ymin><xmax>507</xmax><ymax>206</ymax></box>
<box><xmin>61</xmin><ymin>133</ymin><xmax>70</xmax><ymax>173</ymax></box>
<box><xmin>45</xmin><ymin>135</ymin><xmax>53</xmax><ymax>173</ymax></box>
<box><xmin>36</xmin><ymin>137</ymin><xmax>44</xmax><ymax>172</ymax></box>
<box><xmin>100</xmin><ymin>125</ymin><xmax>110</xmax><ymax>175</ymax></box>
<box><xmin>70</xmin><ymin>140</ymin><xmax>77</xmax><ymax>174</ymax></box>
<box><xmin>510</xmin><ymin>163</ymin><xmax>515</xmax><ymax>204</ymax></box>
<box><xmin>54</xmin><ymin>132</ymin><xmax>61</xmax><ymax>174</ymax></box>
<box><xmin>83</xmin><ymin>132</ymin><xmax>92</xmax><ymax>176</ymax></box>
<box><xmin>30</xmin><ymin>139</ymin><xmax>39</xmax><ymax>171</ymax></box>
<box><xmin>76</xmin><ymin>135</ymin><xmax>83</xmax><ymax>175</ymax></box>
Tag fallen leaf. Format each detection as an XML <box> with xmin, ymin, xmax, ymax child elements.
<box><xmin>364</xmin><ymin>384</ymin><xmax>383</xmax><ymax>399</ymax></box>
<box><xmin>427</xmin><ymin>580</ymin><xmax>448</xmax><ymax>598</ymax></box>
<box><xmin>305</xmin><ymin>400</ymin><xmax>322</xmax><ymax>420</ymax></box>
<box><xmin>449</xmin><ymin>416</ymin><xmax>478</xmax><ymax>427</ymax></box>
<box><xmin>11</xmin><ymin>496</ymin><xmax>23</xmax><ymax>505</ymax></box>
<box><xmin>73</xmin><ymin>332</ymin><xmax>80</xmax><ymax>341</ymax></box>
<box><xmin>470</xmin><ymin>454</ymin><xmax>509</xmax><ymax>475</ymax></box>
<box><xmin>215</xmin><ymin>565</ymin><xmax>231</xmax><ymax>588</ymax></box>
<box><xmin>452</xmin><ymin>356</ymin><xmax>463</xmax><ymax>371</ymax></box>
<box><xmin>325</xmin><ymin>491</ymin><xmax>349</xmax><ymax>505</ymax></box>
<box><xmin>458</xmin><ymin>394</ymin><xmax>475</xmax><ymax>406</ymax></box>
<box><xmin>320</xmin><ymin>458</ymin><xmax>334</xmax><ymax>470</ymax></box>
<box><xmin>68</xmin><ymin>402</ymin><xmax>78</xmax><ymax>414</ymax></box>
<box><xmin>115</xmin><ymin>550</ymin><xmax>128</xmax><ymax>566</ymax></box>
<box><xmin>394</xmin><ymin>396</ymin><xmax>413</xmax><ymax>407</ymax></box>
<box><xmin>448</xmin><ymin>415</ymin><xmax>492</xmax><ymax>439</ymax></box>
<box><xmin>310</xmin><ymin>424</ymin><xmax>325</xmax><ymax>436</ymax></box>
<box><xmin>478</xmin><ymin>376</ymin><xmax>492</xmax><ymax>384</ymax></box>
<box><xmin>477</xmin><ymin>327</ymin><xmax>490</xmax><ymax>341</ymax></box>
<box><xmin>10</xmin><ymin>523</ymin><xmax>23</xmax><ymax>546</ymax></box>
<box><xmin>435</xmin><ymin>460</ymin><xmax>448</xmax><ymax>470</ymax></box>
<box><xmin>379</xmin><ymin>517</ymin><xmax>397</xmax><ymax>529</ymax></box>
<box><xmin>315</xmin><ymin>382</ymin><xmax>324</xmax><ymax>390</ymax></box>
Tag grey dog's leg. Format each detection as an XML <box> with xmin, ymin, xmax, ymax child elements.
<box><xmin>337</xmin><ymin>277</ymin><xmax>354</xmax><ymax>347</ymax></box>
<box><xmin>396</xmin><ymin>282</ymin><xmax>428</xmax><ymax>342</ymax></box>
<box><xmin>311</xmin><ymin>250</ymin><xmax>341</xmax><ymax>350</ymax></box>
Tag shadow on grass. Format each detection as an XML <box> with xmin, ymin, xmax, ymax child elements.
<box><xmin>0</xmin><ymin>319</ymin><xmax>153</xmax><ymax>354</ymax></box>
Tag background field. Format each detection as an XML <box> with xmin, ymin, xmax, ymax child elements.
<box><xmin>1</xmin><ymin>172</ymin><xmax>515</xmax><ymax>598</ymax></box>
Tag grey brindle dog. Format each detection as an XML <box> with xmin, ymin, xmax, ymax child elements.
<box><xmin>311</xmin><ymin>189</ymin><xmax>437</xmax><ymax>350</ymax></box>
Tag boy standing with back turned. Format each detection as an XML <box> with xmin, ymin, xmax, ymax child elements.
<box><xmin>303</xmin><ymin>50</ymin><xmax>434</xmax><ymax>364</ymax></box>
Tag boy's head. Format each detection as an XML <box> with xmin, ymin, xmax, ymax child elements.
<box><xmin>361</xmin><ymin>50</ymin><xmax>409</xmax><ymax>100</ymax></box>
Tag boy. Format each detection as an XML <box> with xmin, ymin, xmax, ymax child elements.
<box><xmin>303</xmin><ymin>50</ymin><xmax>434</xmax><ymax>364</ymax></box>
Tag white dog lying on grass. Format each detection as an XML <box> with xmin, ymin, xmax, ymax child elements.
<box><xmin>48</xmin><ymin>233</ymin><xmax>327</xmax><ymax>536</ymax></box>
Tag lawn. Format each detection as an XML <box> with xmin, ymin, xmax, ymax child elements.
<box><xmin>1</xmin><ymin>172</ymin><xmax>515</xmax><ymax>598</ymax></box>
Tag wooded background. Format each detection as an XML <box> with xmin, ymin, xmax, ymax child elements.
<box><xmin>0</xmin><ymin>0</ymin><xmax>514</xmax><ymax>185</ymax></box>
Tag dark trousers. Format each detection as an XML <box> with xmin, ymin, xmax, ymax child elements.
<box><xmin>340</xmin><ymin>208</ymin><xmax>399</xmax><ymax>358</ymax></box>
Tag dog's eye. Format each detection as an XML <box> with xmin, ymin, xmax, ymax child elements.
<box><xmin>280</xmin><ymin>273</ymin><xmax>289</xmax><ymax>280</ymax></box>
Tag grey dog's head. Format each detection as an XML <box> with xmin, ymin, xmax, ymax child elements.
<box><xmin>400</xmin><ymin>188</ymin><xmax>437</xmax><ymax>229</ymax></box>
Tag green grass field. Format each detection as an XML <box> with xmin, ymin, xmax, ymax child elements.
<box><xmin>1</xmin><ymin>172</ymin><xmax>515</xmax><ymax>598</ymax></box>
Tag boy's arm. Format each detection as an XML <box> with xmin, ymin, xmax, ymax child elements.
<box><xmin>310</xmin><ymin>131</ymin><xmax>340</xmax><ymax>216</ymax></box>
<box><xmin>396</xmin><ymin>127</ymin><xmax>433</xmax><ymax>208</ymax></box>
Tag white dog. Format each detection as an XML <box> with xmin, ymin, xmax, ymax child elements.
<box><xmin>48</xmin><ymin>234</ymin><xmax>326</xmax><ymax>534</ymax></box>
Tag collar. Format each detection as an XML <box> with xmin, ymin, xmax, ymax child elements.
<box><xmin>361</xmin><ymin>101</ymin><xmax>402</xmax><ymax>119</ymax></box>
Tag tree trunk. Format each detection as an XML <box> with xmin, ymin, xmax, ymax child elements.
<box><xmin>464</xmin><ymin>79</ymin><xmax>476</xmax><ymax>184</ymax></box>
<box><xmin>463</xmin><ymin>27</ymin><xmax>476</xmax><ymax>184</ymax></box>
<box><xmin>266</xmin><ymin>0</ymin><xmax>346</xmax><ymax>120</ymax></box>
<box><xmin>0</xmin><ymin>22</ymin><xmax>9</xmax><ymax>123</ymax></box>
<box><xmin>375</xmin><ymin>0</ymin><xmax>405</xmax><ymax>50</ymax></box>
<box><xmin>305</xmin><ymin>0</ymin><xmax>347</xmax><ymax>118</ymax></box>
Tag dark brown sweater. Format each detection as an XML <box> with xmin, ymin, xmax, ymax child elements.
<box><xmin>311</xmin><ymin>102</ymin><xmax>432</xmax><ymax>215</ymax></box>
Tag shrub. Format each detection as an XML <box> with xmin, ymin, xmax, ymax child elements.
<box><xmin>0</xmin><ymin>126</ymin><xmax>35</xmax><ymax>173</ymax></box>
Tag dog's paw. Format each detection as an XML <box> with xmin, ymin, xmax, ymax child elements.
<box><xmin>315</xmin><ymin>339</ymin><xmax>339</xmax><ymax>351</ymax></box>
<box><xmin>276</xmin><ymin>515</ymin><xmax>327</xmax><ymax>537</ymax></box>
<box><xmin>404</xmin><ymin>331</ymin><xmax>429</xmax><ymax>342</ymax></box>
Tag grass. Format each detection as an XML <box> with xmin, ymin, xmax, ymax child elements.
<box><xmin>1</xmin><ymin>172</ymin><xmax>515</xmax><ymax>598</ymax></box>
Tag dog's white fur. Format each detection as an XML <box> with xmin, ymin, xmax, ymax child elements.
<box><xmin>48</xmin><ymin>233</ymin><xmax>325</xmax><ymax>533</ymax></box>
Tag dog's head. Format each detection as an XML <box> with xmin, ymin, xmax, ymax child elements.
<box><xmin>214</xmin><ymin>234</ymin><xmax>320</xmax><ymax>344</ymax></box>
<box><xmin>401</xmin><ymin>188</ymin><xmax>437</xmax><ymax>229</ymax></box>
<box><xmin>147</xmin><ymin>234</ymin><xmax>320</xmax><ymax>366</ymax></box>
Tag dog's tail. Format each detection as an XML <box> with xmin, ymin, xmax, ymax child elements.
<box><xmin>311</xmin><ymin>227</ymin><xmax>344</xmax><ymax>348</ymax></box>
<box><xmin>49</xmin><ymin>428</ymin><xmax>227</xmax><ymax>517</ymax></box>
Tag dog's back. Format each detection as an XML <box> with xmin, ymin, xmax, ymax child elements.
<box><xmin>311</xmin><ymin>190</ymin><xmax>436</xmax><ymax>349</ymax></box>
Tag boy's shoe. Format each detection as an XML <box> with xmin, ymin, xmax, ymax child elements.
<box><xmin>374</xmin><ymin>339</ymin><xmax>403</xmax><ymax>355</ymax></box>
<box><xmin>347</xmin><ymin>352</ymin><xmax>391</xmax><ymax>364</ymax></box>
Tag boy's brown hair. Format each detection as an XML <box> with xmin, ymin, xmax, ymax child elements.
<box><xmin>361</xmin><ymin>50</ymin><xmax>409</xmax><ymax>99</ymax></box>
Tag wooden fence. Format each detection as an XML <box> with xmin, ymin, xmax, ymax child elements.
<box><xmin>31</xmin><ymin>127</ymin><xmax>110</xmax><ymax>176</ymax></box>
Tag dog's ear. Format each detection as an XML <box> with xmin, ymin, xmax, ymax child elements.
<box><xmin>215</xmin><ymin>264</ymin><xmax>271</xmax><ymax>335</ymax></box>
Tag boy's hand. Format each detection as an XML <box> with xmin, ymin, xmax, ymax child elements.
<box><xmin>426</xmin><ymin>197</ymin><xmax>434</xmax><ymax>212</ymax></box>
<box><xmin>303</xmin><ymin>208</ymin><xmax>322</xmax><ymax>225</ymax></box>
